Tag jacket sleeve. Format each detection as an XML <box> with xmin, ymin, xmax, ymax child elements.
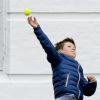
<box><xmin>80</xmin><ymin>67</ymin><xmax>97</xmax><ymax>96</ymax></box>
<box><xmin>33</xmin><ymin>25</ymin><xmax>62</xmax><ymax>65</ymax></box>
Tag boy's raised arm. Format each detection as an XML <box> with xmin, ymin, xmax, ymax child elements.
<box><xmin>27</xmin><ymin>16</ymin><xmax>62</xmax><ymax>65</ymax></box>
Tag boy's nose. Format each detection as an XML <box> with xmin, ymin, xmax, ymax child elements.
<box><xmin>72</xmin><ymin>48</ymin><xmax>75</xmax><ymax>51</ymax></box>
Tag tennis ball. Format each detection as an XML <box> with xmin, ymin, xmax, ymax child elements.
<box><xmin>24</xmin><ymin>8</ymin><xmax>31</xmax><ymax>16</ymax></box>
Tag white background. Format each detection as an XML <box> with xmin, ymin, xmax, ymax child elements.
<box><xmin>0</xmin><ymin>0</ymin><xmax>100</xmax><ymax>100</ymax></box>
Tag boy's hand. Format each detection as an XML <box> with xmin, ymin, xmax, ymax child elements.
<box><xmin>27</xmin><ymin>16</ymin><xmax>39</xmax><ymax>28</ymax></box>
<box><xmin>87</xmin><ymin>74</ymin><xmax>96</xmax><ymax>83</ymax></box>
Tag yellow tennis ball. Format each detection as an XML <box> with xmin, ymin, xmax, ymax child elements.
<box><xmin>24</xmin><ymin>8</ymin><xmax>31</xmax><ymax>16</ymax></box>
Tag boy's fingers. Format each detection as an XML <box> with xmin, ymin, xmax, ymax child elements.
<box><xmin>34</xmin><ymin>17</ymin><xmax>38</xmax><ymax>23</ymax></box>
<box><xmin>27</xmin><ymin>16</ymin><xmax>33</xmax><ymax>24</ymax></box>
<box><xmin>29</xmin><ymin>17</ymin><xmax>32</xmax><ymax>21</ymax></box>
<box><xmin>30</xmin><ymin>16</ymin><xmax>32</xmax><ymax>21</ymax></box>
<box><xmin>34</xmin><ymin>17</ymin><xmax>36</xmax><ymax>21</ymax></box>
<box><xmin>87</xmin><ymin>75</ymin><xmax>96</xmax><ymax>82</ymax></box>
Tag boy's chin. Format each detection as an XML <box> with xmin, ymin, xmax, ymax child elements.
<box><xmin>71</xmin><ymin>55</ymin><xmax>76</xmax><ymax>58</ymax></box>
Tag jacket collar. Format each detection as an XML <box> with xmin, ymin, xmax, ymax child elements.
<box><xmin>59</xmin><ymin>52</ymin><xmax>78</xmax><ymax>63</ymax></box>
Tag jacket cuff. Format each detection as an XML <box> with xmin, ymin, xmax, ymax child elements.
<box><xmin>89</xmin><ymin>81</ymin><xmax>97</xmax><ymax>89</ymax></box>
<box><xmin>33</xmin><ymin>25</ymin><xmax>40</xmax><ymax>30</ymax></box>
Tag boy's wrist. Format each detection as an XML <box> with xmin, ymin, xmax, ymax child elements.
<box><xmin>89</xmin><ymin>80</ymin><xmax>97</xmax><ymax>83</ymax></box>
<box><xmin>33</xmin><ymin>25</ymin><xmax>40</xmax><ymax>30</ymax></box>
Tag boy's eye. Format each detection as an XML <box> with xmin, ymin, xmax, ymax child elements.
<box><xmin>68</xmin><ymin>46</ymin><xmax>71</xmax><ymax>47</ymax></box>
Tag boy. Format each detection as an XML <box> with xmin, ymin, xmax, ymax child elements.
<box><xmin>27</xmin><ymin>16</ymin><xmax>97</xmax><ymax>100</ymax></box>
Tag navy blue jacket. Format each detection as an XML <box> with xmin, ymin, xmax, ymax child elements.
<box><xmin>33</xmin><ymin>25</ymin><xmax>97</xmax><ymax>100</ymax></box>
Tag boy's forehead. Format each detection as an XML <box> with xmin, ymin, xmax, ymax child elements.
<box><xmin>64</xmin><ymin>42</ymin><xmax>76</xmax><ymax>48</ymax></box>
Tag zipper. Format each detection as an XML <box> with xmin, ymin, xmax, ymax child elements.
<box><xmin>78</xmin><ymin>90</ymin><xmax>81</xmax><ymax>99</ymax></box>
<box><xmin>65</xmin><ymin>73</ymin><xmax>70</xmax><ymax>87</ymax></box>
<box><xmin>77</xmin><ymin>63</ymin><xmax>81</xmax><ymax>99</ymax></box>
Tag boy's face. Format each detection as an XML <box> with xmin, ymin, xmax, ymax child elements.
<box><xmin>59</xmin><ymin>42</ymin><xmax>76</xmax><ymax>58</ymax></box>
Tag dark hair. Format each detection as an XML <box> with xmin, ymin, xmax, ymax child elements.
<box><xmin>55</xmin><ymin>37</ymin><xmax>76</xmax><ymax>51</ymax></box>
